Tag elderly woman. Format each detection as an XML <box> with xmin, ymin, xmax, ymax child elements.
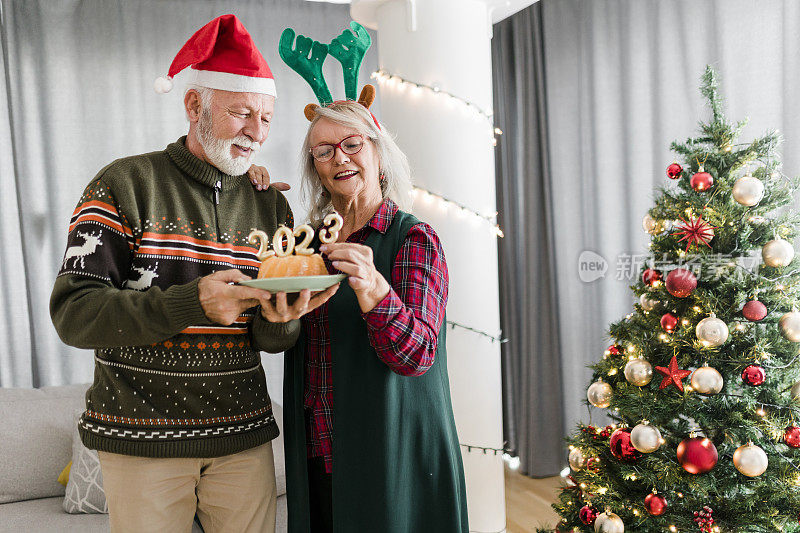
<box><xmin>250</xmin><ymin>101</ymin><xmax>467</xmax><ymax>532</ymax></box>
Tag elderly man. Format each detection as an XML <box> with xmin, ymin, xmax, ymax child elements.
<box><xmin>50</xmin><ymin>15</ymin><xmax>334</xmax><ymax>533</ymax></box>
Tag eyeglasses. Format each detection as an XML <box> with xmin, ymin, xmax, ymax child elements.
<box><xmin>310</xmin><ymin>134</ymin><xmax>365</xmax><ymax>162</ymax></box>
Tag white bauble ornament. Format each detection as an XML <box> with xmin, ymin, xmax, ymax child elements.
<box><xmin>631</xmin><ymin>422</ymin><xmax>662</xmax><ymax>453</ymax></box>
<box><xmin>695</xmin><ymin>314</ymin><xmax>729</xmax><ymax>348</ymax></box>
<box><xmin>732</xmin><ymin>175</ymin><xmax>765</xmax><ymax>207</ymax></box>
<box><xmin>733</xmin><ymin>443</ymin><xmax>768</xmax><ymax>477</ymax></box>
<box><xmin>594</xmin><ymin>512</ymin><xmax>624</xmax><ymax>533</ymax></box>
<box><xmin>639</xmin><ymin>293</ymin><xmax>659</xmax><ymax>312</ymax></box>
<box><xmin>568</xmin><ymin>447</ymin><xmax>586</xmax><ymax>471</ymax></box>
<box><xmin>587</xmin><ymin>379</ymin><xmax>613</xmax><ymax>408</ymax></box>
<box><xmin>779</xmin><ymin>311</ymin><xmax>800</xmax><ymax>342</ymax></box>
<box><xmin>762</xmin><ymin>238</ymin><xmax>795</xmax><ymax>267</ymax></box>
<box><xmin>624</xmin><ymin>358</ymin><xmax>653</xmax><ymax>387</ymax></box>
<box><xmin>690</xmin><ymin>366</ymin><xmax>724</xmax><ymax>394</ymax></box>
<box><xmin>642</xmin><ymin>214</ymin><xmax>664</xmax><ymax>235</ymax></box>
<box><xmin>791</xmin><ymin>381</ymin><xmax>800</xmax><ymax>401</ymax></box>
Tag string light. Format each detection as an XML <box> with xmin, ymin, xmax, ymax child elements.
<box><xmin>411</xmin><ymin>187</ymin><xmax>504</xmax><ymax>237</ymax></box>
<box><xmin>371</xmin><ymin>69</ymin><xmax>502</xmax><ymax>146</ymax></box>
<box><xmin>446</xmin><ymin>320</ymin><xmax>507</xmax><ymax>344</ymax></box>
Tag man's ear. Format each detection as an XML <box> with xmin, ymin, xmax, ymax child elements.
<box><xmin>184</xmin><ymin>89</ymin><xmax>202</xmax><ymax>123</ymax></box>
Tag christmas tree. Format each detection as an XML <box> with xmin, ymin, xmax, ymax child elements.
<box><xmin>546</xmin><ymin>66</ymin><xmax>800</xmax><ymax>532</ymax></box>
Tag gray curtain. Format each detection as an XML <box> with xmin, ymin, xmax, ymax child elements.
<box><xmin>495</xmin><ymin>0</ymin><xmax>800</xmax><ymax>477</ymax></box>
<box><xmin>493</xmin><ymin>3</ymin><xmax>565</xmax><ymax>478</ymax></box>
<box><xmin>0</xmin><ymin>0</ymin><xmax>378</xmax><ymax>388</ymax></box>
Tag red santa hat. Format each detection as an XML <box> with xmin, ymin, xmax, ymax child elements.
<box><xmin>154</xmin><ymin>14</ymin><xmax>276</xmax><ymax>97</ymax></box>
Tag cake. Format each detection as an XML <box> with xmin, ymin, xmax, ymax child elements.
<box><xmin>248</xmin><ymin>213</ymin><xmax>343</xmax><ymax>279</ymax></box>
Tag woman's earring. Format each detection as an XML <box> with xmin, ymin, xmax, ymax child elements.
<box><xmin>378</xmin><ymin>170</ymin><xmax>386</xmax><ymax>183</ymax></box>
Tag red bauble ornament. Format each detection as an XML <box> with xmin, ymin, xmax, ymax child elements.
<box><xmin>691</xmin><ymin>169</ymin><xmax>714</xmax><ymax>191</ymax></box>
<box><xmin>742</xmin><ymin>364</ymin><xmax>765</xmax><ymax>386</ymax></box>
<box><xmin>606</xmin><ymin>344</ymin><xmax>623</xmax><ymax>357</ymax></box>
<box><xmin>677</xmin><ymin>437</ymin><xmax>718</xmax><ymax>474</ymax></box>
<box><xmin>586</xmin><ymin>456</ymin><xmax>601</xmax><ymax>472</ymax></box>
<box><xmin>742</xmin><ymin>300</ymin><xmax>768</xmax><ymax>322</ymax></box>
<box><xmin>667</xmin><ymin>162</ymin><xmax>683</xmax><ymax>180</ymax></box>
<box><xmin>609</xmin><ymin>428</ymin><xmax>642</xmax><ymax>462</ymax></box>
<box><xmin>784</xmin><ymin>426</ymin><xmax>800</xmax><ymax>448</ymax></box>
<box><xmin>655</xmin><ymin>355</ymin><xmax>691</xmax><ymax>391</ymax></box>
<box><xmin>665</xmin><ymin>268</ymin><xmax>697</xmax><ymax>298</ymax></box>
<box><xmin>644</xmin><ymin>493</ymin><xmax>668</xmax><ymax>516</ymax></box>
<box><xmin>660</xmin><ymin>312</ymin><xmax>679</xmax><ymax>333</ymax></box>
<box><xmin>643</xmin><ymin>268</ymin><xmax>663</xmax><ymax>286</ymax></box>
<box><xmin>579</xmin><ymin>505</ymin><xmax>598</xmax><ymax>525</ymax></box>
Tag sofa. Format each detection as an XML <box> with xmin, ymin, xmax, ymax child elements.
<box><xmin>0</xmin><ymin>383</ymin><xmax>288</xmax><ymax>532</ymax></box>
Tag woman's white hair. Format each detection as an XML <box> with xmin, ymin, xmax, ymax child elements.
<box><xmin>300</xmin><ymin>102</ymin><xmax>413</xmax><ymax>226</ymax></box>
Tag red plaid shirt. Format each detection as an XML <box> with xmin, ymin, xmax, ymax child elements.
<box><xmin>301</xmin><ymin>199</ymin><xmax>449</xmax><ymax>473</ymax></box>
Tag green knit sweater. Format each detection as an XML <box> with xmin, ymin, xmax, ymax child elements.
<box><xmin>50</xmin><ymin>137</ymin><xmax>299</xmax><ymax>458</ymax></box>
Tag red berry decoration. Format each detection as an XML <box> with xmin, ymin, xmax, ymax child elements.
<box><xmin>742</xmin><ymin>364</ymin><xmax>765</xmax><ymax>386</ymax></box>
<box><xmin>691</xmin><ymin>169</ymin><xmax>714</xmax><ymax>191</ymax></box>
<box><xmin>606</xmin><ymin>344</ymin><xmax>623</xmax><ymax>357</ymax></box>
<box><xmin>643</xmin><ymin>268</ymin><xmax>663</xmax><ymax>286</ymax></box>
<box><xmin>586</xmin><ymin>456</ymin><xmax>601</xmax><ymax>472</ymax></box>
<box><xmin>665</xmin><ymin>268</ymin><xmax>697</xmax><ymax>298</ymax></box>
<box><xmin>579</xmin><ymin>505</ymin><xmax>598</xmax><ymax>525</ymax></box>
<box><xmin>742</xmin><ymin>300</ymin><xmax>768</xmax><ymax>322</ymax></box>
<box><xmin>677</xmin><ymin>437</ymin><xmax>718</xmax><ymax>474</ymax></box>
<box><xmin>784</xmin><ymin>426</ymin><xmax>800</xmax><ymax>448</ymax></box>
<box><xmin>644</xmin><ymin>493</ymin><xmax>668</xmax><ymax>516</ymax></box>
<box><xmin>609</xmin><ymin>428</ymin><xmax>642</xmax><ymax>462</ymax></box>
<box><xmin>667</xmin><ymin>162</ymin><xmax>683</xmax><ymax>180</ymax></box>
<box><xmin>693</xmin><ymin>506</ymin><xmax>715</xmax><ymax>533</ymax></box>
<box><xmin>660</xmin><ymin>312</ymin><xmax>679</xmax><ymax>333</ymax></box>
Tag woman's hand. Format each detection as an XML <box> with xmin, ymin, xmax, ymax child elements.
<box><xmin>321</xmin><ymin>243</ymin><xmax>391</xmax><ymax>313</ymax></box>
<box><xmin>248</xmin><ymin>165</ymin><xmax>291</xmax><ymax>192</ymax></box>
<box><xmin>258</xmin><ymin>284</ymin><xmax>339</xmax><ymax>322</ymax></box>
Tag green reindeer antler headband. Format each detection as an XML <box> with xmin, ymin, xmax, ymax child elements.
<box><xmin>279</xmin><ymin>21</ymin><xmax>378</xmax><ymax>126</ymax></box>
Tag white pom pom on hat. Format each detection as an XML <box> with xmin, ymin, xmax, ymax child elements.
<box><xmin>153</xmin><ymin>14</ymin><xmax>276</xmax><ymax>97</ymax></box>
<box><xmin>153</xmin><ymin>76</ymin><xmax>174</xmax><ymax>94</ymax></box>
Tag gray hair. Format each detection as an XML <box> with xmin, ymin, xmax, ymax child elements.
<box><xmin>300</xmin><ymin>102</ymin><xmax>413</xmax><ymax>226</ymax></box>
<box><xmin>184</xmin><ymin>85</ymin><xmax>214</xmax><ymax>119</ymax></box>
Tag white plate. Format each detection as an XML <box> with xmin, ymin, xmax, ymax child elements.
<box><xmin>238</xmin><ymin>274</ymin><xmax>346</xmax><ymax>293</ymax></box>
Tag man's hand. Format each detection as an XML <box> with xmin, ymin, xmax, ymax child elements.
<box><xmin>198</xmin><ymin>270</ymin><xmax>271</xmax><ymax>325</ymax></box>
<box><xmin>248</xmin><ymin>164</ymin><xmax>291</xmax><ymax>191</ymax></box>
<box><xmin>259</xmin><ymin>284</ymin><xmax>340</xmax><ymax>323</ymax></box>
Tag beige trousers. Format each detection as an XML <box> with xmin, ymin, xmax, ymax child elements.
<box><xmin>98</xmin><ymin>442</ymin><xmax>277</xmax><ymax>533</ymax></box>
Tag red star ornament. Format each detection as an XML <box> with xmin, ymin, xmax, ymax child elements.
<box><xmin>672</xmin><ymin>216</ymin><xmax>716</xmax><ymax>251</ymax></box>
<box><xmin>655</xmin><ymin>355</ymin><xmax>692</xmax><ymax>392</ymax></box>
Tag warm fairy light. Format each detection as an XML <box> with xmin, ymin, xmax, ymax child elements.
<box><xmin>633</xmin><ymin>509</ymin><xmax>640</xmax><ymax>516</ymax></box>
<box><xmin>776</xmin><ymin>284</ymin><xmax>786</xmax><ymax>291</ymax></box>
<box><xmin>670</xmin><ymin>526</ymin><xmax>677</xmax><ymax>532</ymax></box>
<box><xmin>580</xmin><ymin>483</ymin><xmax>587</xmax><ymax>489</ymax></box>
<box><xmin>371</xmin><ymin>69</ymin><xmax>500</xmax><ymax>143</ymax></box>
<box><xmin>411</xmin><ymin>186</ymin><xmax>503</xmax><ymax>238</ymax></box>
<box><xmin>682</xmin><ymin>319</ymin><xmax>690</xmax><ymax>326</ymax></box>
<box><xmin>596</xmin><ymin>487</ymin><xmax>608</xmax><ymax>495</ymax></box>
<box><xmin>677</xmin><ymin>492</ymin><xmax>684</xmax><ymax>498</ymax></box>
<box><xmin>693</xmin><ymin>306</ymin><xmax>702</xmax><ymax>312</ymax></box>
<box><xmin>652</xmin><ymin>280</ymin><xmax>663</xmax><ymax>288</ymax></box>
<box><xmin>608</xmin><ymin>368</ymin><xmax>618</xmax><ymax>376</ymax></box>
<box><xmin>659</xmin><ymin>333</ymin><xmax>668</xmax><ymax>341</ymax></box>
<box><xmin>735</xmin><ymin>323</ymin><xmax>746</xmax><ymax>331</ymax></box>
<box><xmin>757</xmin><ymin>407</ymin><xmax>766</xmax><ymax>417</ymax></box>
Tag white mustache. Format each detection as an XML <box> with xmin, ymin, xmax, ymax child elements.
<box><xmin>231</xmin><ymin>136</ymin><xmax>261</xmax><ymax>153</ymax></box>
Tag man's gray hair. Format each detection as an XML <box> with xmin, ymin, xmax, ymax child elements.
<box><xmin>184</xmin><ymin>85</ymin><xmax>214</xmax><ymax>119</ymax></box>
<box><xmin>300</xmin><ymin>102</ymin><xmax>413</xmax><ymax>227</ymax></box>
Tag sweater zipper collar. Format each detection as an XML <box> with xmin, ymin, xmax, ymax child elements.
<box><xmin>166</xmin><ymin>136</ymin><xmax>245</xmax><ymax>192</ymax></box>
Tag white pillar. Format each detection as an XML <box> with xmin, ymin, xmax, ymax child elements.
<box><xmin>352</xmin><ymin>1</ymin><xmax>505</xmax><ymax>530</ymax></box>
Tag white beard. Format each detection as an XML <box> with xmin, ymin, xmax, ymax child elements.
<box><xmin>197</xmin><ymin>107</ymin><xmax>260</xmax><ymax>176</ymax></box>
